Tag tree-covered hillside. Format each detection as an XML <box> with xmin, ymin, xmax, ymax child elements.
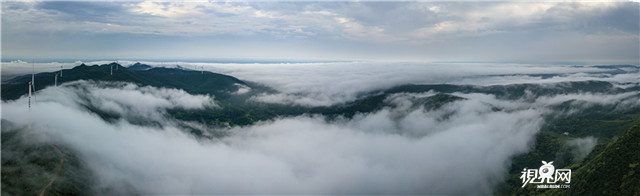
<box><xmin>497</xmin><ymin>120</ymin><xmax>640</xmax><ymax>195</ymax></box>
<box><xmin>1</xmin><ymin>63</ymin><xmax>248</xmax><ymax>101</ymax></box>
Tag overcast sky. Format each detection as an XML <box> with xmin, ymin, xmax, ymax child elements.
<box><xmin>2</xmin><ymin>1</ymin><xmax>638</xmax><ymax>63</ymax></box>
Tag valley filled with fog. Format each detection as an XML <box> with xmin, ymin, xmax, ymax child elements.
<box><xmin>2</xmin><ymin>61</ymin><xmax>638</xmax><ymax>194</ymax></box>
<box><xmin>3</xmin><ymin>1</ymin><xmax>638</xmax><ymax>194</ymax></box>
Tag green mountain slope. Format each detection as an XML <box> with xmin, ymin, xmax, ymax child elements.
<box><xmin>498</xmin><ymin>123</ymin><xmax>640</xmax><ymax>195</ymax></box>
<box><xmin>560</xmin><ymin>124</ymin><xmax>640</xmax><ymax>195</ymax></box>
<box><xmin>1</xmin><ymin>120</ymin><xmax>94</xmax><ymax>196</ymax></box>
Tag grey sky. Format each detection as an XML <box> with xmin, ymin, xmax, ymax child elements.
<box><xmin>1</xmin><ymin>1</ymin><xmax>638</xmax><ymax>63</ymax></box>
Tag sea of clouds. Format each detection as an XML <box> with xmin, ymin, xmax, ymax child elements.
<box><xmin>3</xmin><ymin>60</ymin><xmax>639</xmax><ymax>106</ymax></box>
<box><xmin>1</xmin><ymin>61</ymin><xmax>639</xmax><ymax>193</ymax></box>
<box><xmin>2</xmin><ymin>62</ymin><xmax>639</xmax><ymax>194</ymax></box>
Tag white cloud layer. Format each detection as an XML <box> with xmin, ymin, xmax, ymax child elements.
<box><xmin>196</xmin><ymin>62</ymin><xmax>636</xmax><ymax>106</ymax></box>
<box><xmin>5</xmin><ymin>61</ymin><xmax>637</xmax><ymax>107</ymax></box>
<box><xmin>5</xmin><ymin>80</ymin><xmax>216</xmax><ymax>124</ymax></box>
<box><xmin>2</xmin><ymin>78</ymin><xmax>637</xmax><ymax>194</ymax></box>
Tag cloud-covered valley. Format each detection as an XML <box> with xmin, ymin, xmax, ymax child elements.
<box><xmin>191</xmin><ymin>62</ymin><xmax>638</xmax><ymax>106</ymax></box>
<box><xmin>7</xmin><ymin>60</ymin><xmax>632</xmax><ymax>106</ymax></box>
<box><xmin>2</xmin><ymin>1</ymin><xmax>638</xmax><ymax>194</ymax></box>
<box><xmin>2</xmin><ymin>71</ymin><xmax>638</xmax><ymax>194</ymax></box>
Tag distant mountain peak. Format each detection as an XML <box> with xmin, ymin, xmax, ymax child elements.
<box><xmin>128</xmin><ymin>62</ymin><xmax>152</xmax><ymax>71</ymax></box>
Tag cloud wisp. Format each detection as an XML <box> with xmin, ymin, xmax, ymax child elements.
<box><xmin>565</xmin><ymin>137</ymin><xmax>598</xmax><ymax>161</ymax></box>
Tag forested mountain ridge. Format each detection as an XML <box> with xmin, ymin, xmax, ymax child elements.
<box><xmin>1</xmin><ymin>62</ymin><xmax>250</xmax><ymax>101</ymax></box>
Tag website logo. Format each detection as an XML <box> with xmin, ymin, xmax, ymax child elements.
<box><xmin>520</xmin><ymin>161</ymin><xmax>571</xmax><ymax>189</ymax></box>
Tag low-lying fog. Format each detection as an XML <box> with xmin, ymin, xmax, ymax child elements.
<box><xmin>2</xmin><ymin>61</ymin><xmax>639</xmax><ymax>194</ymax></box>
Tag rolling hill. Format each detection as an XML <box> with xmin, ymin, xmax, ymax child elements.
<box><xmin>1</xmin><ymin>62</ymin><xmax>249</xmax><ymax>101</ymax></box>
